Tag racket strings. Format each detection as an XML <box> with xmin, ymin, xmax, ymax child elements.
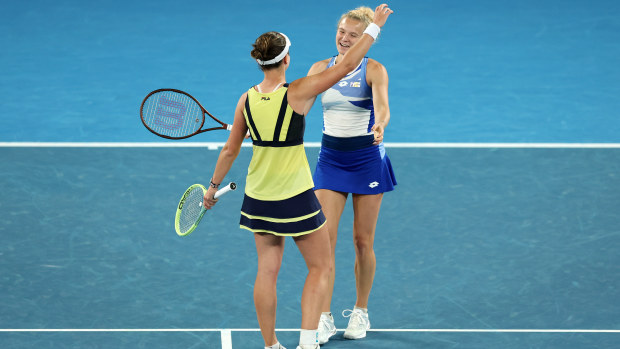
<box><xmin>143</xmin><ymin>91</ymin><xmax>203</xmax><ymax>138</ymax></box>
<box><xmin>177</xmin><ymin>187</ymin><xmax>205</xmax><ymax>235</ymax></box>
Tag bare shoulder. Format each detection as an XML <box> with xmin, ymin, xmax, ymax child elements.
<box><xmin>366</xmin><ymin>58</ymin><xmax>389</xmax><ymax>86</ymax></box>
<box><xmin>235</xmin><ymin>92</ymin><xmax>248</xmax><ymax>109</ymax></box>
<box><xmin>290</xmin><ymin>57</ymin><xmax>332</xmax><ymax>94</ymax></box>
<box><xmin>367</xmin><ymin>58</ymin><xmax>388</xmax><ymax>76</ymax></box>
<box><xmin>238</xmin><ymin>91</ymin><xmax>248</xmax><ymax>102</ymax></box>
<box><xmin>307</xmin><ymin>58</ymin><xmax>331</xmax><ymax>75</ymax></box>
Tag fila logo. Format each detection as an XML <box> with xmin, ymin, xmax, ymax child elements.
<box><xmin>261</xmin><ymin>97</ymin><xmax>270</xmax><ymax>101</ymax></box>
<box><xmin>338</xmin><ymin>81</ymin><xmax>348</xmax><ymax>87</ymax></box>
<box><xmin>368</xmin><ymin>181</ymin><xmax>379</xmax><ymax>188</ymax></box>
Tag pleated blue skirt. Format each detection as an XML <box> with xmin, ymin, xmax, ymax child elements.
<box><xmin>313</xmin><ymin>134</ymin><xmax>397</xmax><ymax>194</ymax></box>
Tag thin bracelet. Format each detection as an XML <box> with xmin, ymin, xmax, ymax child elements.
<box><xmin>209</xmin><ymin>179</ymin><xmax>220</xmax><ymax>189</ymax></box>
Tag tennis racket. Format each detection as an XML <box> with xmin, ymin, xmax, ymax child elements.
<box><xmin>140</xmin><ymin>88</ymin><xmax>232</xmax><ymax>139</ymax></box>
<box><xmin>175</xmin><ymin>182</ymin><xmax>237</xmax><ymax>237</ymax></box>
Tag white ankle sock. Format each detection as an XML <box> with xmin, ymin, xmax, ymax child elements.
<box><xmin>354</xmin><ymin>306</ymin><xmax>368</xmax><ymax>313</ymax></box>
<box><xmin>265</xmin><ymin>342</ymin><xmax>281</xmax><ymax>349</ymax></box>
<box><xmin>299</xmin><ymin>329</ymin><xmax>318</xmax><ymax>346</ymax></box>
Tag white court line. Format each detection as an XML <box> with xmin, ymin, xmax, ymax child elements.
<box><xmin>220</xmin><ymin>329</ymin><xmax>232</xmax><ymax>349</ymax></box>
<box><xmin>2</xmin><ymin>328</ymin><xmax>617</xmax><ymax>349</ymax></box>
<box><xmin>1</xmin><ymin>142</ymin><xmax>620</xmax><ymax>149</ymax></box>
<box><xmin>1</xmin><ymin>328</ymin><xmax>618</xmax><ymax>333</ymax></box>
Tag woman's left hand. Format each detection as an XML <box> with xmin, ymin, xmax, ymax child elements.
<box><xmin>372</xmin><ymin>123</ymin><xmax>384</xmax><ymax>145</ymax></box>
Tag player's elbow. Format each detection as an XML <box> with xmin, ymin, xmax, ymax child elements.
<box><xmin>221</xmin><ymin>141</ymin><xmax>241</xmax><ymax>159</ymax></box>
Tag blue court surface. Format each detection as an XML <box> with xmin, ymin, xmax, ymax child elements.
<box><xmin>1</xmin><ymin>0</ymin><xmax>619</xmax><ymax>348</ymax></box>
<box><xmin>1</xmin><ymin>146</ymin><xmax>619</xmax><ymax>349</ymax></box>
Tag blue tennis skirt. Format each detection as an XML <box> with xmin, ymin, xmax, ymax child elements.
<box><xmin>240</xmin><ymin>188</ymin><xmax>326</xmax><ymax>236</ymax></box>
<box><xmin>313</xmin><ymin>134</ymin><xmax>397</xmax><ymax>194</ymax></box>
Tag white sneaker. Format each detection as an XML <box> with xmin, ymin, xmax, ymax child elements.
<box><xmin>317</xmin><ymin>312</ymin><xmax>337</xmax><ymax>344</ymax></box>
<box><xmin>295</xmin><ymin>346</ymin><xmax>319</xmax><ymax>349</ymax></box>
<box><xmin>342</xmin><ymin>308</ymin><xmax>370</xmax><ymax>339</ymax></box>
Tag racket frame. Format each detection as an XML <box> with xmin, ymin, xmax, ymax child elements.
<box><xmin>175</xmin><ymin>182</ymin><xmax>237</xmax><ymax>237</ymax></box>
<box><xmin>140</xmin><ymin>88</ymin><xmax>232</xmax><ymax>140</ymax></box>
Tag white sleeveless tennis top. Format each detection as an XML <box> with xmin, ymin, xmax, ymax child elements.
<box><xmin>320</xmin><ymin>56</ymin><xmax>374</xmax><ymax>138</ymax></box>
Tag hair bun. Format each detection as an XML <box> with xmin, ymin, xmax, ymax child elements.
<box><xmin>251</xmin><ymin>32</ymin><xmax>287</xmax><ymax>68</ymax></box>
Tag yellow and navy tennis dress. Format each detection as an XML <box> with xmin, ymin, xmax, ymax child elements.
<box><xmin>240</xmin><ymin>83</ymin><xmax>326</xmax><ymax>236</ymax></box>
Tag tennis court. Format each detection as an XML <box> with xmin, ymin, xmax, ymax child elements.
<box><xmin>1</xmin><ymin>145</ymin><xmax>619</xmax><ymax>348</ymax></box>
<box><xmin>1</xmin><ymin>0</ymin><xmax>619</xmax><ymax>348</ymax></box>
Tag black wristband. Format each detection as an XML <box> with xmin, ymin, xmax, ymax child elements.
<box><xmin>209</xmin><ymin>179</ymin><xmax>220</xmax><ymax>189</ymax></box>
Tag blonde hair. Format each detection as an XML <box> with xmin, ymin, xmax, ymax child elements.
<box><xmin>338</xmin><ymin>6</ymin><xmax>374</xmax><ymax>28</ymax></box>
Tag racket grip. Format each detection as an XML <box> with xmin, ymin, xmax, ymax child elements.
<box><xmin>214</xmin><ymin>182</ymin><xmax>237</xmax><ymax>199</ymax></box>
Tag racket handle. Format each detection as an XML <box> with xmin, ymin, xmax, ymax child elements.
<box><xmin>214</xmin><ymin>182</ymin><xmax>237</xmax><ymax>199</ymax></box>
<box><xmin>226</xmin><ymin>124</ymin><xmax>233</xmax><ymax>131</ymax></box>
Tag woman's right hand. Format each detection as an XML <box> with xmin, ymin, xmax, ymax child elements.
<box><xmin>373</xmin><ymin>4</ymin><xmax>394</xmax><ymax>28</ymax></box>
<box><xmin>203</xmin><ymin>186</ymin><xmax>218</xmax><ymax>210</ymax></box>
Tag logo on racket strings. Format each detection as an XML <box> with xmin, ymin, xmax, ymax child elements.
<box><xmin>155</xmin><ymin>95</ymin><xmax>186</xmax><ymax>130</ymax></box>
<box><xmin>178</xmin><ymin>189</ymin><xmax>192</xmax><ymax>210</ymax></box>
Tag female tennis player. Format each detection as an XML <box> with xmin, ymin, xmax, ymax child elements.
<box><xmin>306</xmin><ymin>6</ymin><xmax>397</xmax><ymax>344</ymax></box>
<box><xmin>203</xmin><ymin>5</ymin><xmax>393</xmax><ymax>349</ymax></box>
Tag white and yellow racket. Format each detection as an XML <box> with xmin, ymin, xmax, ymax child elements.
<box><xmin>175</xmin><ymin>182</ymin><xmax>236</xmax><ymax>236</ymax></box>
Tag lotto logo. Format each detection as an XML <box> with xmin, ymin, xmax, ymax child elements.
<box><xmin>339</xmin><ymin>81</ymin><xmax>348</xmax><ymax>87</ymax></box>
<box><xmin>369</xmin><ymin>181</ymin><xmax>379</xmax><ymax>188</ymax></box>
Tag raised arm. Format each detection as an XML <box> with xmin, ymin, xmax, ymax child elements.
<box><xmin>288</xmin><ymin>4</ymin><xmax>394</xmax><ymax>114</ymax></box>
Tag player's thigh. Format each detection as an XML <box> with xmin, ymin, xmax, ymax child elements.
<box><xmin>293</xmin><ymin>225</ymin><xmax>331</xmax><ymax>270</ymax></box>
<box><xmin>254</xmin><ymin>233</ymin><xmax>285</xmax><ymax>272</ymax></box>
<box><xmin>315</xmin><ymin>189</ymin><xmax>348</xmax><ymax>242</ymax></box>
<box><xmin>351</xmin><ymin>193</ymin><xmax>383</xmax><ymax>238</ymax></box>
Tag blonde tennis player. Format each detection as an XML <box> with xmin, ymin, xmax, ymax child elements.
<box><xmin>307</xmin><ymin>6</ymin><xmax>397</xmax><ymax>344</ymax></box>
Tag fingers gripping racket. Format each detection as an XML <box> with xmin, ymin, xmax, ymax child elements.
<box><xmin>175</xmin><ymin>182</ymin><xmax>237</xmax><ymax>236</ymax></box>
<box><xmin>140</xmin><ymin>89</ymin><xmax>232</xmax><ymax>139</ymax></box>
